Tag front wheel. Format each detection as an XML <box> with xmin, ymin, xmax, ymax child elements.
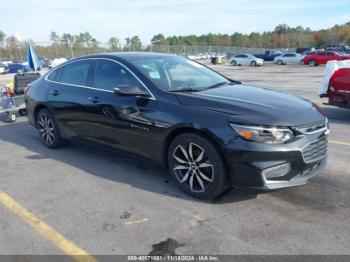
<box><xmin>167</xmin><ymin>133</ymin><xmax>230</xmax><ymax>199</ymax></box>
<box><xmin>250</xmin><ymin>61</ymin><xmax>257</xmax><ymax>66</ymax></box>
<box><xmin>277</xmin><ymin>60</ymin><xmax>283</xmax><ymax>65</ymax></box>
<box><xmin>36</xmin><ymin>108</ymin><xmax>65</xmax><ymax>148</ymax></box>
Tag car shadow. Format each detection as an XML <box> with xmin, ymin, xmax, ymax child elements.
<box><xmin>321</xmin><ymin>105</ymin><xmax>350</xmax><ymax>124</ymax></box>
<box><xmin>0</xmin><ymin>121</ymin><xmax>257</xmax><ymax>204</ymax></box>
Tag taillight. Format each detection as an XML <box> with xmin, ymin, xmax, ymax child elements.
<box><xmin>331</xmin><ymin>68</ymin><xmax>350</xmax><ymax>81</ymax></box>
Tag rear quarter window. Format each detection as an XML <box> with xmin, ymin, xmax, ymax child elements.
<box><xmin>47</xmin><ymin>68</ymin><xmax>59</xmax><ymax>81</ymax></box>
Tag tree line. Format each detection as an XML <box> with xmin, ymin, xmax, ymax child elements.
<box><xmin>1</xmin><ymin>22</ymin><xmax>350</xmax><ymax>59</ymax></box>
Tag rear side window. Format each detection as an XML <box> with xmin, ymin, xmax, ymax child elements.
<box><xmin>93</xmin><ymin>60</ymin><xmax>142</xmax><ymax>91</ymax></box>
<box><xmin>61</xmin><ymin>61</ymin><xmax>91</xmax><ymax>86</ymax></box>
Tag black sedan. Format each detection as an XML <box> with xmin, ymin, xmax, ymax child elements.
<box><xmin>25</xmin><ymin>53</ymin><xmax>329</xmax><ymax>199</ymax></box>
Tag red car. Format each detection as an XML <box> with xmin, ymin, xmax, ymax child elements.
<box><xmin>321</xmin><ymin>67</ymin><xmax>350</xmax><ymax>108</ymax></box>
<box><xmin>304</xmin><ymin>51</ymin><xmax>350</xmax><ymax>66</ymax></box>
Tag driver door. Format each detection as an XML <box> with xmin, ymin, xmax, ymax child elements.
<box><xmin>84</xmin><ymin>59</ymin><xmax>157</xmax><ymax>159</ymax></box>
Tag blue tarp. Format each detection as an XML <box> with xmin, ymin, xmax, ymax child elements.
<box><xmin>27</xmin><ymin>42</ymin><xmax>41</xmax><ymax>71</ymax></box>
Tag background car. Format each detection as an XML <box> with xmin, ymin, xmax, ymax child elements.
<box><xmin>320</xmin><ymin>60</ymin><xmax>350</xmax><ymax>108</ymax></box>
<box><xmin>254</xmin><ymin>50</ymin><xmax>282</xmax><ymax>61</ymax></box>
<box><xmin>7</xmin><ymin>63</ymin><xmax>29</xmax><ymax>73</ymax></box>
<box><xmin>230</xmin><ymin>54</ymin><xmax>264</xmax><ymax>66</ymax></box>
<box><xmin>0</xmin><ymin>63</ymin><xmax>9</xmax><ymax>74</ymax></box>
<box><xmin>274</xmin><ymin>53</ymin><xmax>305</xmax><ymax>65</ymax></box>
<box><xmin>303</xmin><ymin>51</ymin><xmax>350</xmax><ymax>66</ymax></box>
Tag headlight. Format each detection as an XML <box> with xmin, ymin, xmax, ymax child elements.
<box><xmin>229</xmin><ymin>123</ymin><xmax>294</xmax><ymax>144</ymax></box>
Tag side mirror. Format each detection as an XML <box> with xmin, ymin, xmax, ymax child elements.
<box><xmin>114</xmin><ymin>85</ymin><xmax>150</xmax><ymax>97</ymax></box>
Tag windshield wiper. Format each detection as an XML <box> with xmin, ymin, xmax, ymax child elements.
<box><xmin>205</xmin><ymin>81</ymin><xmax>233</xmax><ymax>90</ymax></box>
<box><xmin>169</xmin><ymin>88</ymin><xmax>202</xmax><ymax>93</ymax></box>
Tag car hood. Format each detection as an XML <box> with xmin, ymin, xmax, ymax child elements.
<box><xmin>175</xmin><ymin>84</ymin><xmax>324</xmax><ymax>126</ymax></box>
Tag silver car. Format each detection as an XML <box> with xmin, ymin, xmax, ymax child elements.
<box><xmin>230</xmin><ymin>54</ymin><xmax>264</xmax><ymax>66</ymax></box>
<box><xmin>274</xmin><ymin>53</ymin><xmax>304</xmax><ymax>65</ymax></box>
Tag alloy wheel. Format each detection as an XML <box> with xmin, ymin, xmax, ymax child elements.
<box><xmin>309</xmin><ymin>60</ymin><xmax>316</xmax><ymax>66</ymax></box>
<box><xmin>37</xmin><ymin>114</ymin><xmax>55</xmax><ymax>145</ymax></box>
<box><xmin>172</xmin><ymin>143</ymin><xmax>214</xmax><ymax>193</ymax></box>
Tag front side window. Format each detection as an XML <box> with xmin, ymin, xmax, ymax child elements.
<box><xmin>131</xmin><ymin>56</ymin><xmax>230</xmax><ymax>92</ymax></box>
<box><xmin>94</xmin><ymin>60</ymin><xmax>142</xmax><ymax>91</ymax></box>
<box><xmin>60</xmin><ymin>61</ymin><xmax>90</xmax><ymax>86</ymax></box>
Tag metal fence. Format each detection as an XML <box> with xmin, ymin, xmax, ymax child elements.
<box><xmin>0</xmin><ymin>41</ymin><xmax>297</xmax><ymax>61</ymax></box>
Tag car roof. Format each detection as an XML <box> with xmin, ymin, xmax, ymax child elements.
<box><xmin>73</xmin><ymin>52</ymin><xmax>177</xmax><ymax>62</ymax></box>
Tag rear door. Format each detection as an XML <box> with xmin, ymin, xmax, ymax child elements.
<box><xmin>234</xmin><ymin>55</ymin><xmax>243</xmax><ymax>65</ymax></box>
<box><xmin>241</xmin><ymin>55</ymin><xmax>249</xmax><ymax>65</ymax></box>
<box><xmin>46</xmin><ymin>60</ymin><xmax>92</xmax><ymax>139</ymax></box>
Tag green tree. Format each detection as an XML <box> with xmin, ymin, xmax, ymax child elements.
<box><xmin>151</xmin><ymin>34</ymin><xmax>167</xmax><ymax>45</ymax></box>
<box><xmin>130</xmin><ymin>36</ymin><xmax>142</xmax><ymax>50</ymax></box>
<box><xmin>0</xmin><ymin>30</ymin><xmax>6</xmax><ymax>47</ymax></box>
<box><xmin>108</xmin><ymin>37</ymin><xmax>120</xmax><ymax>50</ymax></box>
<box><xmin>49</xmin><ymin>31</ymin><xmax>60</xmax><ymax>42</ymax></box>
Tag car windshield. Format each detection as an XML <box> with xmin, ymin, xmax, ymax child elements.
<box><xmin>130</xmin><ymin>56</ymin><xmax>232</xmax><ymax>92</ymax></box>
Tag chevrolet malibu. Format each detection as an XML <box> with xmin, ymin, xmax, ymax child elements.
<box><xmin>25</xmin><ymin>53</ymin><xmax>329</xmax><ymax>199</ymax></box>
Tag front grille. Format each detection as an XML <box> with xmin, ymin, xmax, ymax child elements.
<box><xmin>302</xmin><ymin>137</ymin><xmax>328</xmax><ymax>163</ymax></box>
<box><xmin>296</xmin><ymin>120</ymin><xmax>327</xmax><ymax>134</ymax></box>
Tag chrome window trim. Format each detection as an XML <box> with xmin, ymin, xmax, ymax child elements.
<box><xmin>44</xmin><ymin>57</ymin><xmax>156</xmax><ymax>100</ymax></box>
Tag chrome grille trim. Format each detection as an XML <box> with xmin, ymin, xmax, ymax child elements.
<box><xmin>295</xmin><ymin>119</ymin><xmax>328</xmax><ymax>135</ymax></box>
<box><xmin>302</xmin><ymin>137</ymin><xmax>328</xmax><ymax>164</ymax></box>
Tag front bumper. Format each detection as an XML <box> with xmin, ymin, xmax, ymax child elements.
<box><xmin>223</xmin><ymin>129</ymin><xmax>328</xmax><ymax>190</ymax></box>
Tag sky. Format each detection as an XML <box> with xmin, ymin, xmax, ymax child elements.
<box><xmin>1</xmin><ymin>0</ymin><xmax>350</xmax><ymax>44</ymax></box>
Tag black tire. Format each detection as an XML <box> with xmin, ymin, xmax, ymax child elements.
<box><xmin>308</xmin><ymin>59</ymin><xmax>317</xmax><ymax>66</ymax></box>
<box><xmin>19</xmin><ymin>108</ymin><xmax>27</xmax><ymax>116</ymax></box>
<box><xmin>277</xmin><ymin>60</ymin><xmax>283</xmax><ymax>65</ymax></box>
<box><xmin>36</xmin><ymin>108</ymin><xmax>65</xmax><ymax>148</ymax></box>
<box><xmin>250</xmin><ymin>61</ymin><xmax>257</xmax><ymax>66</ymax></box>
<box><xmin>167</xmin><ymin>133</ymin><xmax>230</xmax><ymax>200</ymax></box>
<box><xmin>231</xmin><ymin>60</ymin><xmax>237</xmax><ymax>66</ymax></box>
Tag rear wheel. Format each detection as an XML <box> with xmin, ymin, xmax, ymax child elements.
<box><xmin>167</xmin><ymin>133</ymin><xmax>230</xmax><ymax>199</ymax></box>
<box><xmin>231</xmin><ymin>60</ymin><xmax>237</xmax><ymax>66</ymax></box>
<box><xmin>36</xmin><ymin>108</ymin><xmax>64</xmax><ymax>148</ymax></box>
<box><xmin>6</xmin><ymin>112</ymin><xmax>16</xmax><ymax>123</ymax></box>
<box><xmin>308</xmin><ymin>59</ymin><xmax>317</xmax><ymax>66</ymax></box>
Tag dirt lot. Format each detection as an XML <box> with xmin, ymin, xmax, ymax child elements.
<box><xmin>0</xmin><ymin>63</ymin><xmax>349</xmax><ymax>257</ymax></box>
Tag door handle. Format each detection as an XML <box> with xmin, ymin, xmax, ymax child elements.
<box><xmin>88</xmin><ymin>96</ymin><xmax>100</xmax><ymax>103</ymax></box>
<box><xmin>50</xmin><ymin>89</ymin><xmax>60</xmax><ymax>96</ymax></box>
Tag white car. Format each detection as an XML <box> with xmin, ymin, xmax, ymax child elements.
<box><xmin>50</xmin><ymin>57</ymin><xmax>68</xmax><ymax>68</ymax></box>
<box><xmin>0</xmin><ymin>63</ymin><xmax>9</xmax><ymax>74</ymax></box>
<box><xmin>274</xmin><ymin>53</ymin><xmax>304</xmax><ymax>65</ymax></box>
<box><xmin>230</xmin><ymin>54</ymin><xmax>264</xmax><ymax>66</ymax></box>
